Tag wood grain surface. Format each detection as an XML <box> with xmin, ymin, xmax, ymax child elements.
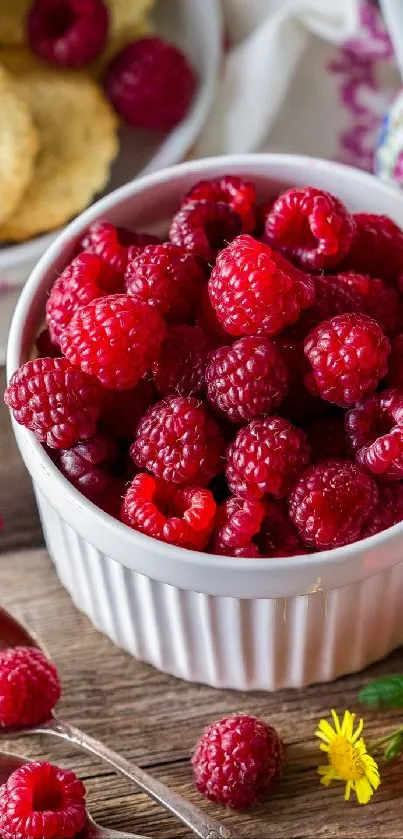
<box><xmin>2</xmin><ymin>366</ymin><xmax>403</xmax><ymax>838</ymax></box>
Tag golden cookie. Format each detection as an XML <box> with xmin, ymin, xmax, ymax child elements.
<box><xmin>0</xmin><ymin>68</ymin><xmax>119</xmax><ymax>242</ymax></box>
<box><xmin>0</xmin><ymin>46</ymin><xmax>45</xmax><ymax>73</ymax></box>
<box><xmin>0</xmin><ymin>62</ymin><xmax>38</xmax><ymax>225</ymax></box>
<box><xmin>0</xmin><ymin>0</ymin><xmax>30</xmax><ymax>46</ymax></box>
<box><xmin>95</xmin><ymin>0</ymin><xmax>154</xmax><ymax>70</ymax></box>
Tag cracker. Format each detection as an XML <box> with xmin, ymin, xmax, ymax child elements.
<box><xmin>0</xmin><ymin>68</ymin><xmax>119</xmax><ymax>242</ymax></box>
<box><xmin>0</xmin><ymin>62</ymin><xmax>38</xmax><ymax>225</ymax></box>
<box><xmin>0</xmin><ymin>0</ymin><xmax>30</xmax><ymax>46</ymax></box>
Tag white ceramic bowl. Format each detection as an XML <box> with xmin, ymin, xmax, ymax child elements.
<box><xmin>7</xmin><ymin>154</ymin><xmax>403</xmax><ymax>691</ymax></box>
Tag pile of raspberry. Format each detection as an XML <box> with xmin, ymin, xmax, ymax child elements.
<box><xmin>7</xmin><ymin>176</ymin><xmax>403</xmax><ymax>557</ymax></box>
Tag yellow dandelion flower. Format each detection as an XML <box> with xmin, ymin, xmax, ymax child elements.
<box><xmin>315</xmin><ymin>709</ymin><xmax>380</xmax><ymax>804</ymax></box>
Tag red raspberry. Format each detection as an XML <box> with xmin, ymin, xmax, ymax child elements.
<box><xmin>80</xmin><ymin>221</ymin><xmax>160</xmax><ymax>275</ymax></box>
<box><xmin>254</xmin><ymin>199</ymin><xmax>276</xmax><ymax>237</ymax></box>
<box><xmin>4</xmin><ymin>358</ymin><xmax>104</xmax><ymax>449</ymax></box>
<box><xmin>273</xmin><ymin>336</ymin><xmax>324</xmax><ymax>422</ymax></box>
<box><xmin>340</xmin><ymin>213</ymin><xmax>403</xmax><ymax>285</ymax></box>
<box><xmin>212</xmin><ymin>496</ymin><xmax>265</xmax><ymax>557</ymax></box>
<box><xmin>105</xmin><ymin>36</ymin><xmax>195</xmax><ymax>130</ymax></box>
<box><xmin>183</xmin><ymin>175</ymin><xmax>256</xmax><ymax>233</ymax></box>
<box><xmin>27</xmin><ymin>0</ymin><xmax>108</xmax><ymax>67</ymax></box>
<box><xmin>58</xmin><ymin>431</ymin><xmax>118</xmax><ymax>500</ymax></box>
<box><xmin>196</xmin><ymin>285</ymin><xmax>233</xmax><ymax>343</ymax></box>
<box><xmin>60</xmin><ymin>294</ymin><xmax>166</xmax><ymax>390</ymax></box>
<box><xmin>289</xmin><ymin>460</ymin><xmax>378</xmax><ymax>550</ymax></box>
<box><xmin>36</xmin><ymin>328</ymin><xmax>61</xmax><ymax>358</ymax></box>
<box><xmin>100</xmin><ymin>376</ymin><xmax>155</xmax><ymax>440</ymax></box>
<box><xmin>345</xmin><ymin>389</ymin><xmax>403</xmax><ymax>480</ymax></box>
<box><xmin>206</xmin><ymin>336</ymin><xmax>289</xmax><ymax>423</ymax></box>
<box><xmin>226</xmin><ymin>416</ymin><xmax>310</xmax><ymax>500</ymax></box>
<box><xmin>121</xmin><ymin>473</ymin><xmax>216</xmax><ymax>550</ymax></box>
<box><xmin>125</xmin><ymin>242</ymin><xmax>204</xmax><ymax>323</ymax></box>
<box><xmin>304</xmin><ymin>313</ymin><xmax>390</xmax><ymax>408</ymax></box>
<box><xmin>208</xmin><ymin>235</ymin><xmax>315</xmax><ymax>338</ymax></box>
<box><xmin>45</xmin><ymin>253</ymin><xmax>118</xmax><ymax>346</ymax></box>
<box><xmin>0</xmin><ymin>761</ymin><xmax>86</xmax><ymax>839</ymax></box>
<box><xmin>192</xmin><ymin>714</ymin><xmax>284</xmax><ymax>810</ymax></box>
<box><xmin>361</xmin><ymin>483</ymin><xmax>403</xmax><ymax>538</ymax></box>
<box><xmin>264</xmin><ymin>187</ymin><xmax>355</xmax><ymax>270</ymax></box>
<box><xmin>256</xmin><ymin>499</ymin><xmax>308</xmax><ymax>557</ymax></box>
<box><xmin>0</xmin><ymin>646</ymin><xmax>60</xmax><ymax>727</ymax></box>
<box><xmin>386</xmin><ymin>334</ymin><xmax>403</xmax><ymax>391</ymax></box>
<box><xmin>153</xmin><ymin>325</ymin><xmax>216</xmax><ymax>397</ymax></box>
<box><xmin>170</xmin><ymin>200</ymin><xmax>242</xmax><ymax>265</ymax></box>
<box><xmin>304</xmin><ymin>415</ymin><xmax>350</xmax><ymax>462</ymax></box>
<box><xmin>131</xmin><ymin>396</ymin><xmax>225</xmax><ymax>486</ymax></box>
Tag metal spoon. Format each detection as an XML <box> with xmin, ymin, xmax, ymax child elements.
<box><xmin>0</xmin><ymin>750</ymin><xmax>150</xmax><ymax>839</ymax></box>
<box><xmin>0</xmin><ymin>605</ymin><xmax>237</xmax><ymax>839</ymax></box>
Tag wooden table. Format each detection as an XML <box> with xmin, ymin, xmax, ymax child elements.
<box><xmin>2</xmin><ymin>368</ymin><xmax>403</xmax><ymax>838</ymax></box>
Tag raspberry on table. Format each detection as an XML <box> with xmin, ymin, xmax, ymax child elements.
<box><xmin>100</xmin><ymin>376</ymin><xmax>155</xmax><ymax>440</ymax></box>
<box><xmin>273</xmin><ymin>335</ymin><xmax>324</xmax><ymax>422</ymax></box>
<box><xmin>289</xmin><ymin>460</ymin><xmax>378</xmax><ymax>550</ymax></box>
<box><xmin>212</xmin><ymin>496</ymin><xmax>265</xmax><ymax>557</ymax></box>
<box><xmin>340</xmin><ymin>213</ymin><xmax>403</xmax><ymax>285</ymax></box>
<box><xmin>208</xmin><ymin>234</ymin><xmax>315</xmax><ymax>337</ymax></box>
<box><xmin>4</xmin><ymin>357</ymin><xmax>104</xmax><ymax>449</ymax></box>
<box><xmin>121</xmin><ymin>473</ymin><xmax>216</xmax><ymax>550</ymax></box>
<box><xmin>80</xmin><ymin>221</ymin><xmax>160</xmax><ymax>276</ymax></box>
<box><xmin>206</xmin><ymin>336</ymin><xmax>289</xmax><ymax>423</ymax></box>
<box><xmin>131</xmin><ymin>396</ymin><xmax>226</xmax><ymax>486</ymax></box>
<box><xmin>28</xmin><ymin>0</ymin><xmax>109</xmax><ymax>67</ymax></box>
<box><xmin>60</xmin><ymin>294</ymin><xmax>166</xmax><ymax>390</ymax></box>
<box><xmin>153</xmin><ymin>324</ymin><xmax>216</xmax><ymax>397</ymax></box>
<box><xmin>386</xmin><ymin>334</ymin><xmax>403</xmax><ymax>391</ymax></box>
<box><xmin>361</xmin><ymin>482</ymin><xmax>403</xmax><ymax>539</ymax></box>
<box><xmin>226</xmin><ymin>416</ymin><xmax>310</xmax><ymax>500</ymax></box>
<box><xmin>264</xmin><ymin>186</ymin><xmax>356</xmax><ymax>270</ymax></box>
<box><xmin>304</xmin><ymin>415</ymin><xmax>350</xmax><ymax>462</ymax></box>
<box><xmin>0</xmin><ymin>646</ymin><xmax>60</xmax><ymax>727</ymax></box>
<box><xmin>0</xmin><ymin>761</ymin><xmax>86</xmax><ymax>839</ymax></box>
<box><xmin>125</xmin><ymin>242</ymin><xmax>204</xmax><ymax>323</ymax></box>
<box><xmin>183</xmin><ymin>175</ymin><xmax>256</xmax><ymax>233</ymax></box>
<box><xmin>192</xmin><ymin>714</ymin><xmax>284</xmax><ymax>810</ymax></box>
<box><xmin>36</xmin><ymin>328</ymin><xmax>61</xmax><ymax>358</ymax></box>
<box><xmin>58</xmin><ymin>431</ymin><xmax>118</xmax><ymax>500</ymax></box>
<box><xmin>345</xmin><ymin>389</ymin><xmax>403</xmax><ymax>480</ymax></box>
<box><xmin>304</xmin><ymin>313</ymin><xmax>390</xmax><ymax>408</ymax></box>
<box><xmin>105</xmin><ymin>36</ymin><xmax>195</xmax><ymax>130</ymax></box>
<box><xmin>170</xmin><ymin>200</ymin><xmax>242</xmax><ymax>265</ymax></box>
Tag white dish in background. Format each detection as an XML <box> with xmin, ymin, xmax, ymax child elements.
<box><xmin>8</xmin><ymin>153</ymin><xmax>403</xmax><ymax>691</ymax></box>
<box><xmin>0</xmin><ymin>0</ymin><xmax>222</xmax><ymax>363</ymax></box>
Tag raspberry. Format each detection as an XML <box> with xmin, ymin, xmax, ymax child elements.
<box><xmin>58</xmin><ymin>431</ymin><xmax>118</xmax><ymax>500</ymax></box>
<box><xmin>304</xmin><ymin>313</ymin><xmax>390</xmax><ymax>408</ymax></box>
<box><xmin>345</xmin><ymin>389</ymin><xmax>403</xmax><ymax>480</ymax></box>
<box><xmin>386</xmin><ymin>334</ymin><xmax>403</xmax><ymax>390</ymax></box>
<box><xmin>305</xmin><ymin>415</ymin><xmax>350</xmax><ymax>462</ymax></box>
<box><xmin>289</xmin><ymin>460</ymin><xmax>378</xmax><ymax>550</ymax></box>
<box><xmin>254</xmin><ymin>200</ymin><xmax>275</xmax><ymax>237</ymax></box>
<box><xmin>206</xmin><ymin>336</ymin><xmax>289</xmax><ymax>423</ymax></box>
<box><xmin>192</xmin><ymin>714</ymin><xmax>284</xmax><ymax>810</ymax></box>
<box><xmin>196</xmin><ymin>285</ymin><xmax>233</xmax><ymax>343</ymax></box>
<box><xmin>4</xmin><ymin>358</ymin><xmax>104</xmax><ymax>449</ymax></box>
<box><xmin>226</xmin><ymin>416</ymin><xmax>310</xmax><ymax>500</ymax></box>
<box><xmin>45</xmin><ymin>252</ymin><xmax>118</xmax><ymax>346</ymax></box>
<box><xmin>80</xmin><ymin>221</ymin><xmax>160</xmax><ymax>275</ymax></box>
<box><xmin>340</xmin><ymin>213</ymin><xmax>403</xmax><ymax>285</ymax></box>
<box><xmin>153</xmin><ymin>325</ymin><xmax>216</xmax><ymax>397</ymax></box>
<box><xmin>36</xmin><ymin>329</ymin><xmax>61</xmax><ymax>358</ymax></box>
<box><xmin>125</xmin><ymin>242</ymin><xmax>204</xmax><ymax>323</ymax></box>
<box><xmin>256</xmin><ymin>499</ymin><xmax>308</xmax><ymax>557</ymax></box>
<box><xmin>170</xmin><ymin>201</ymin><xmax>242</xmax><ymax>265</ymax></box>
<box><xmin>60</xmin><ymin>294</ymin><xmax>166</xmax><ymax>390</ymax></box>
<box><xmin>0</xmin><ymin>761</ymin><xmax>86</xmax><ymax>839</ymax></box>
<box><xmin>273</xmin><ymin>336</ymin><xmax>324</xmax><ymax>422</ymax></box>
<box><xmin>208</xmin><ymin>235</ymin><xmax>315</xmax><ymax>337</ymax></box>
<box><xmin>27</xmin><ymin>0</ymin><xmax>108</xmax><ymax>67</ymax></box>
<box><xmin>131</xmin><ymin>396</ymin><xmax>225</xmax><ymax>486</ymax></box>
<box><xmin>361</xmin><ymin>483</ymin><xmax>403</xmax><ymax>538</ymax></box>
<box><xmin>183</xmin><ymin>175</ymin><xmax>256</xmax><ymax>233</ymax></box>
<box><xmin>0</xmin><ymin>646</ymin><xmax>60</xmax><ymax>727</ymax></box>
<box><xmin>264</xmin><ymin>187</ymin><xmax>355</xmax><ymax>270</ymax></box>
<box><xmin>212</xmin><ymin>497</ymin><xmax>265</xmax><ymax>557</ymax></box>
<box><xmin>100</xmin><ymin>376</ymin><xmax>155</xmax><ymax>440</ymax></box>
<box><xmin>105</xmin><ymin>36</ymin><xmax>195</xmax><ymax>130</ymax></box>
<box><xmin>121</xmin><ymin>473</ymin><xmax>216</xmax><ymax>550</ymax></box>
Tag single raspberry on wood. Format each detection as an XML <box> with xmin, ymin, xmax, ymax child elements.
<box><xmin>105</xmin><ymin>36</ymin><xmax>195</xmax><ymax>130</ymax></box>
<box><xmin>304</xmin><ymin>415</ymin><xmax>350</xmax><ymax>462</ymax></box>
<box><xmin>0</xmin><ymin>761</ymin><xmax>86</xmax><ymax>839</ymax></box>
<box><xmin>28</xmin><ymin>0</ymin><xmax>109</xmax><ymax>67</ymax></box>
<box><xmin>60</xmin><ymin>294</ymin><xmax>166</xmax><ymax>390</ymax></box>
<box><xmin>100</xmin><ymin>376</ymin><xmax>155</xmax><ymax>440</ymax></box>
<box><xmin>340</xmin><ymin>213</ymin><xmax>403</xmax><ymax>285</ymax></box>
<box><xmin>206</xmin><ymin>336</ymin><xmax>289</xmax><ymax>423</ymax></box>
<box><xmin>153</xmin><ymin>324</ymin><xmax>216</xmax><ymax>397</ymax></box>
<box><xmin>131</xmin><ymin>396</ymin><xmax>226</xmax><ymax>486</ymax></box>
<box><xmin>58</xmin><ymin>431</ymin><xmax>118</xmax><ymax>500</ymax></box>
<box><xmin>80</xmin><ymin>220</ymin><xmax>160</xmax><ymax>275</ymax></box>
<box><xmin>345</xmin><ymin>389</ymin><xmax>403</xmax><ymax>480</ymax></box>
<box><xmin>304</xmin><ymin>313</ymin><xmax>390</xmax><ymax>408</ymax></box>
<box><xmin>183</xmin><ymin>175</ymin><xmax>256</xmax><ymax>232</ymax></box>
<box><xmin>170</xmin><ymin>200</ymin><xmax>242</xmax><ymax>265</ymax></box>
<box><xmin>4</xmin><ymin>358</ymin><xmax>104</xmax><ymax>449</ymax></box>
<box><xmin>208</xmin><ymin>234</ymin><xmax>315</xmax><ymax>337</ymax></box>
<box><xmin>212</xmin><ymin>496</ymin><xmax>265</xmax><ymax>557</ymax></box>
<box><xmin>289</xmin><ymin>460</ymin><xmax>378</xmax><ymax>550</ymax></box>
<box><xmin>121</xmin><ymin>473</ymin><xmax>216</xmax><ymax>550</ymax></box>
<box><xmin>361</xmin><ymin>483</ymin><xmax>403</xmax><ymax>539</ymax></box>
<box><xmin>226</xmin><ymin>416</ymin><xmax>310</xmax><ymax>500</ymax></box>
<box><xmin>192</xmin><ymin>714</ymin><xmax>284</xmax><ymax>810</ymax></box>
<box><xmin>264</xmin><ymin>186</ymin><xmax>355</xmax><ymax>270</ymax></box>
<box><xmin>125</xmin><ymin>242</ymin><xmax>204</xmax><ymax>323</ymax></box>
<box><xmin>386</xmin><ymin>334</ymin><xmax>403</xmax><ymax>391</ymax></box>
<box><xmin>0</xmin><ymin>646</ymin><xmax>60</xmax><ymax>727</ymax></box>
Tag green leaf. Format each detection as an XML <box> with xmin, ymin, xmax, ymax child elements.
<box><xmin>385</xmin><ymin>731</ymin><xmax>403</xmax><ymax>761</ymax></box>
<box><xmin>359</xmin><ymin>675</ymin><xmax>403</xmax><ymax>709</ymax></box>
